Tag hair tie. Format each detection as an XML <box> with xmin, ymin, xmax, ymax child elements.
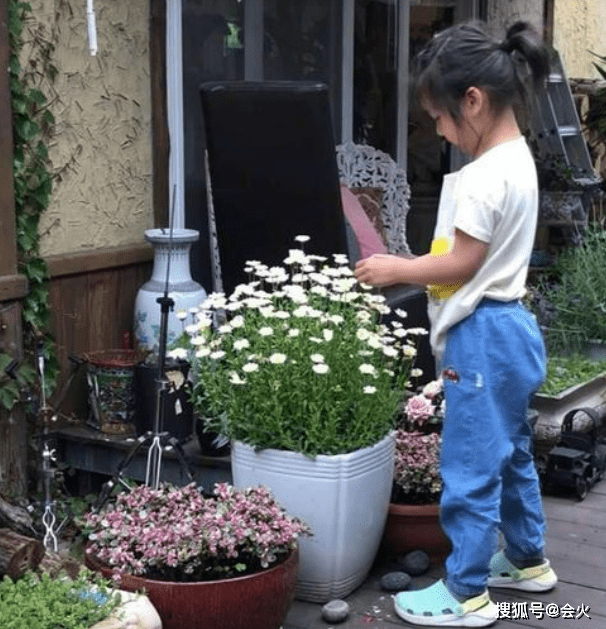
<box><xmin>499</xmin><ymin>39</ymin><xmax>515</xmax><ymax>54</ymax></box>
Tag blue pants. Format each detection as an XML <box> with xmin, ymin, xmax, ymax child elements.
<box><xmin>439</xmin><ymin>299</ymin><xmax>547</xmax><ymax>598</ymax></box>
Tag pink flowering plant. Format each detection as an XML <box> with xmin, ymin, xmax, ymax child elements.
<box><xmin>82</xmin><ymin>482</ymin><xmax>311</xmax><ymax>583</ymax></box>
<box><xmin>393</xmin><ymin>378</ymin><xmax>444</xmax><ymax>505</ymax></box>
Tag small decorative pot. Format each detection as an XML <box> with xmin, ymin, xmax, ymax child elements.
<box><xmin>134</xmin><ymin>228</ymin><xmax>207</xmax><ymax>354</ymax></box>
<box><xmin>381</xmin><ymin>502</ymin><xmax>451</xmax><ymax>563</ymax></box>
<box><xmin>85</xmin><ymin>548</ymin><xmax>298</xmax><ymax>629</ymax></box>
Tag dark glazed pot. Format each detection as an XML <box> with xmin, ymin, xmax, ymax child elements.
<box><xmin>86</xmin><ymin>548</ymin><xmax>298</xmax><ymax>629</ymax></box>
<box><xmin>382</xmin><ymin>502</ymin><xmax>451</xmax><ymax>563</ymax></box>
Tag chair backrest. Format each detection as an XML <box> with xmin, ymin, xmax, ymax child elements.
<box><xmin>336</xmin><ymin>141</ymin><xmax>411</xmax><ymax>256</ymax></box>
<box><xmin>200</xmin><ymin>81</ymin><xmax>349</xmax><ymax>296</ymax></box>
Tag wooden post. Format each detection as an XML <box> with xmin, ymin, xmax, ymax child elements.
<box><xmin>0</xmin><ymin>0</ymin><xmax>28</xmax><ymax>498</ymax></box>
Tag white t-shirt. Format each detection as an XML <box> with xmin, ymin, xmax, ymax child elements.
<box><xmin>427</xmin><ymin>137</ymin><xmax>538</xmax><ymax>363</ymax></box>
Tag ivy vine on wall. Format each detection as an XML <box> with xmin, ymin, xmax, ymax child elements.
<box><xmin>0</xmin><ymin>1</ymin><xmax>58</xmax><ymax>410</ymax></box>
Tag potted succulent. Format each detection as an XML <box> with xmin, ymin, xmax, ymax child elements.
<box><xmin>382</xmin><ymin>378</ymin><xmax>451</xmax><ymax>562</ymax></box>
<box><xmin>82</xmin><ymin>482</ymin><xmax>310</xmax><ymax>629</ymax></box>
<box><xmin>185</xmin><ymin>236</ymin><xmax>425</xmax><ymax>602</ymax></box>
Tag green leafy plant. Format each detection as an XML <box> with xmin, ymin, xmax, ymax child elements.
<box><xmin>183</xmin><ymin>237</ymin><xmax>425</xmax><ymax>457</ymax></box>
<box><xmin>538</xmin><ymin>354</ymin><xmax>606</xmax><ymax>397</ymax></box>
<box><xmin>540</xmin><ymin>224</ymin><xmax>606</xmax><ymax>354</ymax></box>
<box><xmin>0</xmin><ymin>570</ymin><xmax>121</xmax><ymax>629</ymax></box>
<box><xmin>0</xmin><ymin>0</ymin><xmax>59</xmax><ymax>411</ymax></box>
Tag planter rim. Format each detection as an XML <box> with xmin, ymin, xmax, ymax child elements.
<box><xmin>144</xmin><ymin>228</ymin><xmax>200</xmax><ymax>244</ymax></box>
<box><xmin>85</xmin><ymin>545</ymin><xmax>298</xmax><ymax>588</ymax></box>
<box><xmin>389</xmin><ymin>501</ymin><xmax>440</xmax><ymax>516</ymax></box>
<box><xmin>533</xmin><ymin>372</ymin><xmax>606</xmax><ymax>403</ymax></box>
<box><xmin>233</xmin><ymin>430</ymin><xmax>394</xmax><ymax>461</ymax></box>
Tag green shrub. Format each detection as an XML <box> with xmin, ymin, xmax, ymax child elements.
<box><xmin>0</xmin><ymin>570</ymin><xmax>120</xmax><ymax>629</ymax></box>
<box><xmin>541</xmin><ymin>224</ymin><xmax>606</xmax><ymax>354</ymax></box>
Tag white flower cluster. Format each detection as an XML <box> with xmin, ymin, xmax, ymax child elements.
<box><xmin>182</xmin><ymin>237</ymin><xmax>427</xmax><ymax>456</ymax></box>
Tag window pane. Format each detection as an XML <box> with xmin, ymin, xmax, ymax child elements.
<box><xmin>182</xmin><ymin>0</ymin><xmax>244</xmax><ymax>289</ymax></box>
<box><xmin>353</xmin><ymin>0</ymin><xmax>398</xmax><ymax>157</ymax></box>
<box><xmin>263</xmin><ymin>0</ymin><xmax>343</xmax><ymax>140</ymax></box>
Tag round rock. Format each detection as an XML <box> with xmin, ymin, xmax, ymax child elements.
<box><xmin>380</xmin><ymin>571</ymin><xmax>412</xmax><ymax>592</ymax></box>
<box><xmin>321</xmin><ymin>599</ymin><xmax>350</xmax><ymax>624</ymax></box>
<box><xmin>400</xmin><ymin>550</ymin><xmax>431</xmax><ymax>576</ymax></box>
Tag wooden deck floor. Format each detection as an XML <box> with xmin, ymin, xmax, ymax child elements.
<box><xmin>284</xmin><ymin>481</ymin><xmax>606</xmax><ymax>628</ymax></box>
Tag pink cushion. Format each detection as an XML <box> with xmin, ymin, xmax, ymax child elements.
<box><xmin>340</xmin><ymin>186</ymin><xmax>388</xmax><ymax>259</ymax></box>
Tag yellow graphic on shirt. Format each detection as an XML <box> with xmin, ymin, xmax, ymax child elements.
<box><xmin>427</xmin><ymin>236</ymin><xmax>462</xmax><ymax>299</ymax></box>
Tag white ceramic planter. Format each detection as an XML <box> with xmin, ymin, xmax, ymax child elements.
<box><xmin>231</xmin><ymin>433</ymin><xmax>395</xmax><ymax>603</ymax></box>
<box><xmin>134</xmin><ymin>228</ymin><xmax>207</xmax><ymax>354</ymax></box>
<box><xmin>90</xmin><ymin>590</ymin><xmax>161</xmax><ymax>629</ymax></box>
<box><xmin>531</xmin><ymin>372</ymin><xmax>606</xmax><ymax>447</ymax></box>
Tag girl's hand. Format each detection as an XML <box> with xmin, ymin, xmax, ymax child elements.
<box><xmin>355</xmin><ymin>254</ymin><xmax>404</xmax><ymax>288</ymax></box>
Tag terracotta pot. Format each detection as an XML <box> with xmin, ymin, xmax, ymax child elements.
<box><xmin>85</xmin><ymin>548</ymin><xmax>298</xmax><ymax>629</ymax></box>
<box><xmin>381</xmin><ymin>502</ymin><xmax>451</xmax><ymax>563</ymax></box>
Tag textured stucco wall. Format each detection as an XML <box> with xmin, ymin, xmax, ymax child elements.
<box><xmin>485</xmin><ymin>0</ymin><xmax>544</xmax><ymax>37</ymax></box>
<box><xmin>553</xmin><ymin>0</ymin><xmax>606</xmax><ymax>79</ymax></box>
<box><xmin>28</xmin><ymin>0</ymin><xmax>153</xmax><ymax>257</ymax></box>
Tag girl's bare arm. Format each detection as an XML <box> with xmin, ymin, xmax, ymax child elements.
<box><xmin>354</xmin><ymin>229</ymin><xmax>488</xmax><ymax>288</ymax></box>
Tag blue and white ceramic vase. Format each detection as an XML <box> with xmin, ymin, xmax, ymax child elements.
<box><xmin>134</xmin><ymin>228</ymin><xmax>207</xmax><ymax>355</ymax></box>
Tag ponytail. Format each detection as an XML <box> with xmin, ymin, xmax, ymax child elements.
<box><xmin>413</xmin><ymin>20</ymin><xmax>550</xmax><ymax>121</ymax></box>
<box><xmin>500</xmin><ymin>21</ymin><xmax>550</xmax><ymax>91</ymax></box>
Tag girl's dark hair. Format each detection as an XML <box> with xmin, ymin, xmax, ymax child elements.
<box><xmin>413</xmin><ymin>20</ymin><xmax>550</xmax><ymax>122</ymax></box>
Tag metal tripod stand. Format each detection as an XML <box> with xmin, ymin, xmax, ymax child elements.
<box><xmin>94</xmin><ymin>200</ymin><xmax>195</xmax><ymax>511</ymax></box>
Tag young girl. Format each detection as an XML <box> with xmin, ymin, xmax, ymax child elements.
<box><xmin>356</xmin><ymin>21</ymin><xmax>557</xmax><ymax>627</ymax></box>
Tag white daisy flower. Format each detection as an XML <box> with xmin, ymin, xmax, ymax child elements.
<box><xmin>284</xmin><ymin>249</ymin><xmax>309</xmax><ymax>265</ymax></box>
<box><xmin>229</xmin><ymin>372</ymin><xmax>246</xmax><ymax>385</ymax></box>
<box><xmin>269</xmin><ymin>353</ymin><xmax>287</xmax><ymax>364</ymax></box>
<box><xmin>323</xmin><ymin>329</ymin><xmax>334</xmax><ymax>342</ymax></box>
<box><xmin>411</xmin><ymin>368</ymin><xmax>424</xmax><ymax>377</ymax></box>
<box><xmin>311</xmin><ymin>285</ymin><xmax>329</xmax><ymax>297</ymax></box>
<box><xmin>176</xmin><ymin>310</ymin><xmax>188</xmax><ymax>321</ymax></box>
<box><xmin>403</xmin><ymin>345</ymin><xmax>417</xmax><ymax>358</ymax></box>
<box><xmin>356</xmin><ymin>328</ymin><xmax>372</xmax><ymax>341</ymax></box>
<box><xmin>195</xmin><ymin>348</ymin><xmax>211</xmax><ymax>358</ymax></box>
<box><xmin>258</xmin><ymin>327</ymin><xmax>274</xmax><ymax>336</ymax></box>
<box><xmin>233</xmin><ymin>339</ymin><xmax>250</xmax><ymax>351</ymax></box>
<box><xmin>210</xmin><ymin>351</ymin><xmax>226</xmax><ymax>360</ymax></box>
<box><xmin>312</xmin><ymin>363</ymin><xmax>330</xmax><ymax>374</ymax></box>
<box><xmin>310</xmin><ymin>354</ymin><xmax>325</xmax><ymax>363</ymax></box>
<box><xmin>167</xmin><ymin>348</ymin><xmax>188</xmax><ymax>360</ymax></box>
<box><xmin>230</xmin><ymin>315</ymin><xmax>245</xmax><ymax>328</ymax></box>
<box><xmin>359</xmin><ymin>364</ymin><xmax>376</xmax><ymax>375</ymax></box>
<box><xmin>363</xmin><ymin>386</ymin><xmax>377</xmax><ymax>394</ymax></box>
<box><xmin>395</xmin><ymin>308</ymin><xmax>408</xmax><ymax>319</ymax></box>
<box><xmin>407</xmin><ymin>327</ymin><xmax>429</xmax><ymax>335</ymax></box>
<box><xmin>242</xmin><ymin>362</ymin><xmax>259</xmax><ymax>373</ymax></box>
<box><xmin>190</xmin><ymin>335</ymin><xmax>205</xmax><ymax>347</ymax></box>
<box><xmin>295</xmin><ymin>235</ymin><xmax>310</xmax><ymax>243</ymax></box>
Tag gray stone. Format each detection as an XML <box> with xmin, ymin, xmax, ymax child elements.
<box><xmin>380</xmin><ymin>571</ymin><xmax>412</xmax><ymax>592</ymax></box>
<box><xmin>321</xmin><ymin>599</ymin><xmax>350</xmax><ymax>623</ymax></box>
<box><xmin>400</xmin><ymin>550</ymin><xmax>431</xmax><ymax>576</ymax></box>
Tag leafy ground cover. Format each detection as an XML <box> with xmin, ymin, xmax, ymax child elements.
<box><xmin>538</xmin><ymin>354</ymin><xmax>606</xmax><ymax>396</ymax></box>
